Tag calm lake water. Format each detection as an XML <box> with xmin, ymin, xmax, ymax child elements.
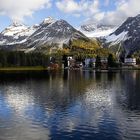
<box><xmin>0</xmin><ymin>70</ymin><xmax>140</xmax><ymax>140</ymax></box>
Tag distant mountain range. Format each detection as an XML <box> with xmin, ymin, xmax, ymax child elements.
<box><xmin>0</xmin><ymin>14</ymin><xmax>140</xmax><ymax>57</ymax></box>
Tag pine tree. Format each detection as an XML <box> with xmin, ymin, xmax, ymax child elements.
<box><xmin>108</xmin><ymin>54</ymin><xmax>116</xmax><ymax>67</ymax></box>
<box><xmin>95</xmin><ymin>55</ymin><xmax>101</xmax><ymax>69</ymax></box>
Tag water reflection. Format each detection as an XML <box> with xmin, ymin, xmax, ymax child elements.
<box><xmin>115</xmin><ymin>71</ymin><xmax>140</xmax><ymax>111</ymax></box>
<box><xmin>0</xmin><ymin>71</ymin><xmax>140</xmax><ymax>140</ymax></box>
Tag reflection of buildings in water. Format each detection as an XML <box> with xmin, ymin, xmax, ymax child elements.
<box><xmin>1</xmin><ymin>71</ymin><xmax>140</xmax><ymax>140</ymax></box>
<box><xmin>47</xmin><ymin>71</ymin><xmax>140</xmax><ymax>139</ymax></box>
<box><xmin>83</xmin><ymin>70</ymin><xmax>95</xmax><ymax>80</ymax></box>
<box><xmin>83</xmin><ymin>71</ymin><xmax>140</xmax><ymax>140</ymax></box>
<box><xmin>132</xmin><ymin>70</ymin><xmax>137</xmax><ymax>80</ymax></box>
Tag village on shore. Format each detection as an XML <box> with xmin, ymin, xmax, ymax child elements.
<box><xmin>48</xmin><ymin>54</ymin><xmax>138</xmax><ymax>71</ymax></box>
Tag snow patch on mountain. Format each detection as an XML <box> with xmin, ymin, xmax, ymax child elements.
<box><xmin>1</xmin><ymin>22</ymin><xmax>36</xmax><ymax>37</ymax></box>
<box><xmin>81</xmin><ymin>29</ymin><xmax>115</xmax><ymax>38</ymax></box>
<box><xmin>80</xmin><ymin>23</ymin><xmax>116</xmax><ymax>38</ymax></box>
<box><xmin>0</xmin><ymin>22</ymin><xmax>39</xmax><ymax>45</ymax></box>
<box><xmin>40</xmin><ymin>17</ymin><xmax>55</xmax><ymax>26</ymax></box>
<box><xmin>0</xmin><ymin>17</ymin><xmax>56</xmax><ymax>46</ymax></box>
<box><xmin>103</xmin><ymin>14</ymin><xmax>140</xmax><ymax>56</ymax></box>
<box><xmin>106</xmin><ymin>31</ymin><xmax>128</xmax><ymax>45</ymax></box>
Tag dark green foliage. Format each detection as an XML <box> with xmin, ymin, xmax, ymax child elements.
<box><xmin>62</xmin><ymin>55</ymin><xmax>68</xmax><ymax>68</ymax></box>
<box><xmin>0</xmin><ymin>50</ymin><xmax>50</xmax><ymax>67</ymax></box>
<box><xmin>108</xmin><ymin>54</ymin><xmax>116</xmax><ymax>67</ymax></box>
<box><xmin>89</xmin><ymin>60</ymin><xmax>93</xmax><ymax>68</ymax></box>
<box><xmin>95</xmin><ymin>55</ymin><xmax>101</xmax><ymax>69</ymax></box>
<box><xmin>132</xmin><ymin>50</ymin><xmax>140</xmax><ymax>64</ymax></box>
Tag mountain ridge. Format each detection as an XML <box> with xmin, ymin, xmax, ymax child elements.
<box><xmin>1</xmin><ymin>14</ymin><xmax>140</xmax><ymax>57</ymax></box>
<box><xmin>0</xmin><ymin>17</ymin><xmax>92</xmax><ymax>52</ymax></box>
<box><xmin>104</xmin><ymin>14</ymin><xmax>140</xmax><ymax>56</ymax></box>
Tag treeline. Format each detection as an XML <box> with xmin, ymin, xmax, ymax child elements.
<box><xmin>132</xmin><ymin>50</ymin><xmax>140</xmax><ymax>64</ymax></box>
<box><xmin>95</xmin><ymin>54</ymin><xmax>118</xmax><ymax>69</ymax></box>
<box><xmin>0</xmin><ymin>50</ymin><xmax>50</xmax><ymax>67</ymax></box>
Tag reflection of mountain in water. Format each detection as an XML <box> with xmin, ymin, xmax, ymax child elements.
<box><xmin>0</xmin><ymin>71</ymin><xmax>140</xmax><ymax>140</ymax></box>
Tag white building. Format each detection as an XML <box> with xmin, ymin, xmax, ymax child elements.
<box><xmin>67</xmin><ymin>56</ymin><xmax>73</xmax><ymax>67</ymax></box>
<box><xmin>101</xmin><ymin>58</ymin><xmax>108</xmax><ymax>63</ymax></box>
<box><xmin>85</xmin><ymin>58</ymin><xmax>96</xmax><ymax>68</ymax></box>
<box><xmin>124</xmin><ymin>58</ymin><xmax>136</xmax><ymax>65</ymax></box>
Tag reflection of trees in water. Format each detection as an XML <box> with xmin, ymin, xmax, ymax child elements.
<box><xmin>0</xmin><ymin>70</ymin><xmax>118</xmax><ymax>114</ymax></box>
<box><xmin>3</xmin><ymin>70</ymin><xmax>97</xmax><ymax>115</ymax></box>
<box><xmin>2</xmin><ymin>71</ymin><xmax>140</xmax><ymax>140</ymax></box>
<box><xmin>2</xmin><ymin>71</ymin><xmax>117</xmax><ymax>114</ymax></box>
<box><xmin>107</xmin><ymin>72</ymin><xmax>117</xmax><ymax>81</ymax></box>
<box><xmin>34</xmin><ymin>70</ymin><xmax>97</xmax><ymax>112</ymax></box>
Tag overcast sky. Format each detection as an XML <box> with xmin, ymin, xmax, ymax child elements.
<box><xmin>0</xmin><ymin>0</ymin><xmax>140</xmax><ymax>31</ymax></box>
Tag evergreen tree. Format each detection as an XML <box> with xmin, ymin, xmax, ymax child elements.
<box><xmin>95</xmin><ymin>55</ymin><xmax>101</xmax><ymax>69</ymax></box>
<box><xmin>0</xmin><ymin>50</ymin><xmax>50</xmax><ymax>67</ymax></box>
<box><xmin>62</xmin><ymin>55</ymin><xmax>68</xmax><ymax>68</ymax></box>
<box><xmin>108</xmin><ymin>54</ymin><xmax>116</xmax><ymax>67</ymax></box>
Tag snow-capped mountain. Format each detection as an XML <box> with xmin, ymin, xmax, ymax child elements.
<box><xmin>26</xmin><ymin>19</ymin><xmax>88</xmax><ymax>48</ymax></box>
<box><xmin>0</xmin><ymin>22</ymin><xmax>39</xmax><ymax>45</ymax></box>
<box><xmin>80</xmin><ymin>23</ymin><xmax>116</xmax><ymax>38</ymax></box>
<box><xmin>40</xmin><ymin>17</ymin><xmax>55</xmax><ymax>27</ymax></box>
<box><xmin>105</xmin><ymin>14</ymin><xmax>140</xmax><ymax>56</ymax></box>
<box><xmin>0</xmin><ymin>17</ymin><xmax>88</xmax><ymax>51</ymax></box>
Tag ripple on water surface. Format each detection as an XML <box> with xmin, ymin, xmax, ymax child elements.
<box><xmin>0</xmin><ymin>71</ymin><xmax>140</xmax><ymax>140</ymax></box>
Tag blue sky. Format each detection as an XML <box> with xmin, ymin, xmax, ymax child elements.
<box><xmin>0</xmin><ymin>0</ymin><xmax>140</xmax><ymax>31</ymax></box>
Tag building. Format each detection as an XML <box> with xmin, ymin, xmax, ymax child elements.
<box><xmin>101</xmin><ymin>58</ymin><xmax>108</xmax><ymax>69</ymax></box>
<box><xmin>67</xmin><ymin>56</ymin><xmax>75</xmax><ymax>68</ymax></box>
<box><xmin>124</xmin><ymin>58</ymin><xmax>136</xmax><ymax>65</ymax></box>
<box><xmin>84</xmin><ymin>58</ymin><xmax>96</xmax><ymax>68</ymax></box>
<box><xmin>67</xmin><ymin>56</ymin><xmax>73</xmax><ymax>67</ymax></box>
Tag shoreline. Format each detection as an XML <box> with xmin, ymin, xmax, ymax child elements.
<box><xmin>0</xmin><ymin>66</ymin><xmax>139</xmax><ymax>72</ymax></box>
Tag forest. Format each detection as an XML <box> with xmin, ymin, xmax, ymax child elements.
<box><xmin>0</xmin><ymin>50</ymin><xmax>50</xmax><ymax>67</ymax></box>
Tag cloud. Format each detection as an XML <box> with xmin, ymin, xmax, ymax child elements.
<box><xmin>56</xmin><ymin>0</ymin><xmax>99</xmax><ymax>15</ymax></box>
<box><xmin>56</xmin><ymin>0</ymin><xmax>140</xmax><ymax>26</ymax></box>
<box><xmin>0</xmin><ymin>0</ymin><xmax>139</xmax><ymax>26</ymax></box>
<box><xmin>0</xmin><ymin>0</ymin><xmax>52</xmax><ymax>22</ymax></box>
<box><xmin>99</xmin><ymin>0</ymin><xmax>140</xmax><ymax>25</ymax></box>
<box><xmin>56</xmin><ymin>0</ymin><xmax>81</xmax><ymax>13</ymax></box>
<box><xmin>104</xmin><ymin>0</ymin><xmax>110</xmax><ymax>6</ymax></box>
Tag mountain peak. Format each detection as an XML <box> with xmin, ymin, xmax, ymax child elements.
<box><xmin>0</xmin><ymin>21</ymin><xmax>37</xmax><ymax>45</ymax></box>
<box><xmin>26</xmin><ymin>18</ymin><xmax>87</xmax><ymax>48</ymax></box>
<box><xmin>41</xmin><ymin>17</ymin><xmax>55</xmax><ymax>26</ymax></box>
<box><xmin>135</xmin><ymin>14</ymin><xmax>140</xmax><ymax>18</ymax></box>
<box><xmin>11</xmin><ymin>21</ymin><xmax>25</xmax><ymax>27</ymax></box>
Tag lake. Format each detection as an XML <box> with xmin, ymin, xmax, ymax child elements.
<box><xmin>0</xmin><ymin>70</ymin><xmax>140</xmax><ymax>140</ymax></box>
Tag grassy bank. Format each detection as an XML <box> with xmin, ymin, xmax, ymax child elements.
<box><xmin>0</xmin><ymin>66</ymin><xmax>48</xmax><ymax>71</ymax></box>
